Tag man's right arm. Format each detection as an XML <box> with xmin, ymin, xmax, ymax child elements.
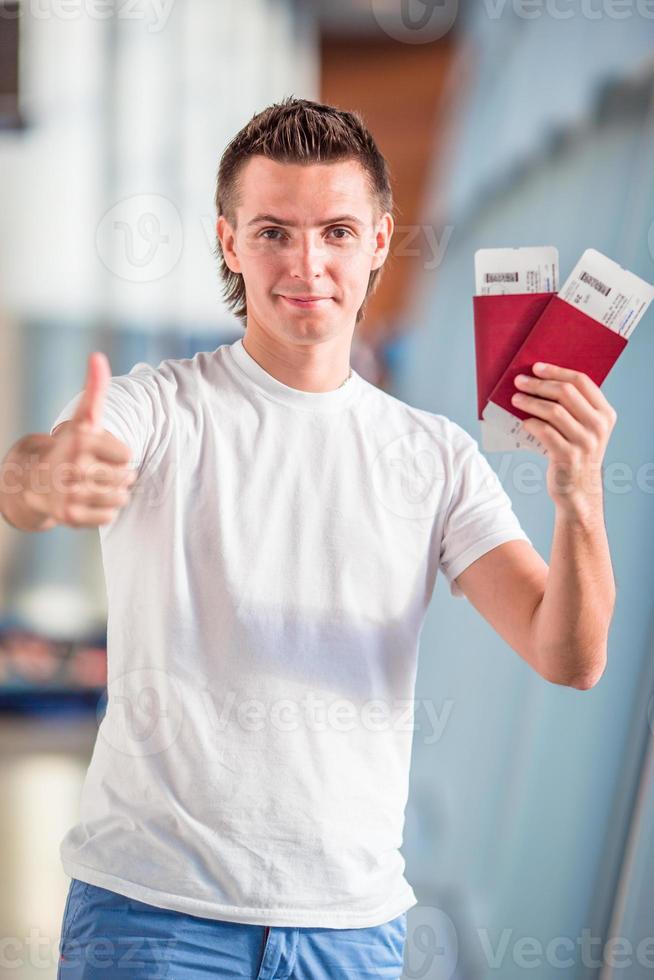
<box><xmin>0</xmin><ymin>354</ymin><xmax>136</xmax><ymax>533</ymax></box>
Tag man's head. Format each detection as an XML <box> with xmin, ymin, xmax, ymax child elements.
<box><xmin>214</xmin><ymin>97</ymin><xmax>394</xmax><ymax>347</ymax></box>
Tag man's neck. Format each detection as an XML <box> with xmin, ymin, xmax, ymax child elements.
<box><xmin>241</xmin><ymin>331</ymin><xmax>352</xmax><ymax>394</ymax></box>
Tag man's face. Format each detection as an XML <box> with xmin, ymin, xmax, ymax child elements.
<box><xmin>217</xmin><ymin>157</ymin><xmax>393</xmax><ymax>345</ymax></box>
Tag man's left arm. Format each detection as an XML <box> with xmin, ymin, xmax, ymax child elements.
<box><xmin>455</xmin><ymin>361</ymin><xmax>618</xmax><ymax>690</ymax></box>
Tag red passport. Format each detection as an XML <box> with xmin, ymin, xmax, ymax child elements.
<box><xmin>472</xmin><ymin>292</ymin><xmax>553</xmax><ymax>420</ymax></box>
<box><xmin>484</xmin><ymin>295</ymin><xmax>628</xmax><ymax>422</ymax></box>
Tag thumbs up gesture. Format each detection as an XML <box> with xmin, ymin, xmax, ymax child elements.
<box><xmin>30</xmin><ymin>353</ymin><xmax>137</xmax><ymax>528</ymax></box>
<box><xmin>71</xmin><ymin>350</ymin><xmax>112</xmax><ymax>432</ymax></box>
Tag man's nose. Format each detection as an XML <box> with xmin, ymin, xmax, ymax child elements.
<box><xmin>289</xmin><ymin>234</ymin><xmax>326</xmax><ymax>278</ymax></box>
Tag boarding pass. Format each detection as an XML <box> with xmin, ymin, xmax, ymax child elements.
<box><xmin>475</xmin><ymin>245</ymin><xmax>559</xmax><ymax>296</ymax></box>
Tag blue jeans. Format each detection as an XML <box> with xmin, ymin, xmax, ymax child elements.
<box><xmin>57</xmin><ymin>878</ymin><xmax>408</xmax><ymax>979</ymax></box>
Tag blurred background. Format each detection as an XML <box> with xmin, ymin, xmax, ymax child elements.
<box><xmin>1</xmin><ymin>1</ymin><xmax>654</xmax><ymax>977</ymax></box>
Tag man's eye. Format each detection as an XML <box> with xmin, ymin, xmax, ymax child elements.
<box><xmin>261</xmin><ymin>229</ymin><xmax>284</xmax><ymax>240</ymax></box>
<box><xmin>330</xmin><ymin>227</ymin><xmax>352</xmax><ymax>239</ymax></box>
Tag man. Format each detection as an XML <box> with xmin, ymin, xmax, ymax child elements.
<box><xmin>0</xmin><ymin>97</ymin><xmax>616</xmax><ymax>979</ymax></box>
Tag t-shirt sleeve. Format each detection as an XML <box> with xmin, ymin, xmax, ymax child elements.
<box><xmin>49</xmin><ymin>361</ymin><xmax>170</xmax><ymax>474</ymax></box>
<box><xmin>439</xmin><ymin>422</ymin><xmax>532</xmax><ymax>598</ymax></box>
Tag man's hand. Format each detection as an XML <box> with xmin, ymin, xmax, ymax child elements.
<box><xmin>511</xmin><ymin>361</ymin><xmax>617</xmax><ymax>518</ymax></box>
<box><xmin>22</xmin><ymin>352</ymin><xmax>137</xmax><ymax>529</ymax></box>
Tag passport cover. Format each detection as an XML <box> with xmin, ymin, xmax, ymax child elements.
<box><xmin>485</xmin><ymin>294</ymin><xmax>628</xmax><ymax>421</ymax></box>
<box><xmin>472</xmin><ymin>292</ymin><xmax>553</xmax><ymax>420</ymax></box>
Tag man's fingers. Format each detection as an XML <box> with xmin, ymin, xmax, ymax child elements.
<box><xmin>83</xmin><ymin>472</ymin><xmax>136</xmax><ymax>494</ymax></box>
<box><xmin>93</xmin><ymin>436</ymin><xmax>133</xmax><ymax>466</ymax></box>
<box><xmin>59</xmin><ymin>486</ymin><xmax>133</xmax><ymax>525</ymax></box>
<box><xmin>61</xmin><ymin>503</ymin><xmax>121</xmax><ymax>528</ymax></box>
<box><xmin>90</xmin><ymin>468</ymin><xmax>137</xmax><ymax>490</ymax></box>
<box><xmin>71</xmin><ymin>352</ymin><xmax>111</xmax><ymax>431</ymax></box>
<box><xmin>71</xmin><ymin>488</ymin><xmax>131</xmax><ymax>510</ymax></box>
<box><xmin>77</xmin><ymin>457</ymin><xmax>136</xmax><ymax>486</ymax></box>
<box><xmin>66</xmin><ymin>431</ymin><xmax>133</xmax><ymax>466</ymax></box>
<box><xmin>58</xmin><ymin>466</ymin><xmax>136</xmax><ymax>497</ymax></box>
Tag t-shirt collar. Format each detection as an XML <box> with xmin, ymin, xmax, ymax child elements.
<box><xmin>227</xmin><ymin>337</ymin><xmax>363</xmax><ymax>414</ymax></box>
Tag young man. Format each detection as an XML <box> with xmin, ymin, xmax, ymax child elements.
<box><xmin>0</xmin><ymin>97</ymin><xmax>616</xmax><ymax>978</ymax></box>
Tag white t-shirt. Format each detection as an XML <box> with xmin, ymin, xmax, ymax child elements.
<box><xmin>49</xmin><ymin>336</ymin><xmax>531</xmax><ymax>928</ymax></box>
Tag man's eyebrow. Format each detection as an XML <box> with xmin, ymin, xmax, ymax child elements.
<box><xmin>246</xmin><ymin>213</ymin><xmax>366</xmax><ymax>228</ymax></box>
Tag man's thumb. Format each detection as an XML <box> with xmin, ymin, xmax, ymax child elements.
<box><xmin>71</xmin><ymin>352</ymin><xmax>111</xmax><ymax>431</ymax></box>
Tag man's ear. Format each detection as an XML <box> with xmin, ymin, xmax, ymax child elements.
<box><xmin>370</xmin><ymin>212</ymin><xmax>394</xmax><ymax>271</ymax></box>
<box><xmin>216</xmin><ymin>215</ymin><xmax>242</xmax><ymax>274</ymax></box>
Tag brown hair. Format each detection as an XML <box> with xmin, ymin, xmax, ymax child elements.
<box><xmin>214</xmin><ymin>96</ymin><xmax>394</xmax><ymax>326</ymax></box>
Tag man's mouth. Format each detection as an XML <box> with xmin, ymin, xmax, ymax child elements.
<box><xmin>280</xmin><ymin>295</ymin><xmax>332</xmax><ymax>308</ymax></box>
